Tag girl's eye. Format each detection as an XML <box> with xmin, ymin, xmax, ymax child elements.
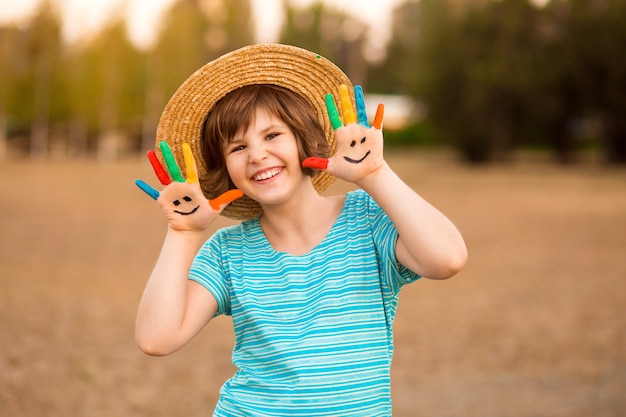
<box><xmin>229</xmin><ymin>144</ymin><xmax>246</xmax><ymax>153</ymax></box>
<box><xmin>266</xmin><ymin>133</ymin><xmax>279</xmax><ymax>140</ymax></box>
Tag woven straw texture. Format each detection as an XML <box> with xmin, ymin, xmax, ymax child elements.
<box><xmin>155</xmin><ymin>43</ymin><xmax>354</xmax><ymax>220</ymax></box>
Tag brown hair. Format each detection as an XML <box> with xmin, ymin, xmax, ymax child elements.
<box><xmin>200</xmin><ymin>84</ymin><xmax>330</xmax><ymax>199</ymax></box>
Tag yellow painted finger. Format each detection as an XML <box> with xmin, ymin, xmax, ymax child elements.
<box><xmin>182</xmin><ymin>143</ymin><xmax>198</xmax><ymax>183</ymax></box>
<box><xmin>339</xmin><ymin>84</ymin><xmax>356</xmax><ymax>125</ymax></box>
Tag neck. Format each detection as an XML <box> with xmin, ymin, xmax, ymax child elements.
<box><xmin>260</xmin><ymin>182</ymin><xmax>324</xmax><ymax>235</ymax></box>
<box><xmin>258</xmin><ymin>183</ymin><xmax>343</xmax><ymax>256</ymax></box>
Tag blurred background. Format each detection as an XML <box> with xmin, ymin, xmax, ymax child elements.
<box><xmin>1</xmin><ymin>0</ymin><xmax>625</xmax><ymax>165</ymax></box>
<box><xmin>1</xmin><ymin>1</ymin><xmax>625</xmax><ymax>416</ymax></box>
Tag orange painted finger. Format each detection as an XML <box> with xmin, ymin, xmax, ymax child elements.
<box><xmin>182</xmin><ymin>143</ymin><xmax>198</xmax><ymax>183</ymax></box>
<box><xmin>373</xmin><ymin>103</ymin><xmax>384</xmax><ymax>129</ymax></box>
<box><xmin>209</xmin><ymin>189</ymin><xmax>244</xmax><ymax>210</ymax></box>
<box><xmin>339</xmin><ymin>84</ymin><xmax>356</xmax><ymax>125</ymax></box>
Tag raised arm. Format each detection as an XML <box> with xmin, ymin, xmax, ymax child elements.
<box><xmin>357</xmin><ymin>160</ymin><xmax>467</xmax><ymax>280</ymax></box>
<box><xmin>134</xmin><ymin>142</ymin><xmax>242</xmax><ymax>355</ymax></box>
<box><xmin>303</xmin><ymin>86</ymin><xmax>467</xmax><ymax>279</ymax></box>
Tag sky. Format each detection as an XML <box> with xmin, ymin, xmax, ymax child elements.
<box><xmin>0</xmin><ymin>0</ymin><xmax>404</xmax><ymax>54</ymax></box>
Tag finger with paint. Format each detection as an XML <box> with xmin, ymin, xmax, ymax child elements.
<box><xmin>135</xmin><ymin>141</ymin><xmax>243</xmax><ymax>210</ymax></box>
<box><xmin>325</xmin><ymin>84</ymin><xmax>384</xmax><ymax>130</ymax></box>
<box><xmin>136</xmin><ymin>141</ymin><xmax>188</xmax><ymax>200</ymax></box>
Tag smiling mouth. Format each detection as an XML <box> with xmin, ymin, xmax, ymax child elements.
<box><xmin>174</xmin><ymin>206</ymin><xmax>200</xmax><ymax>216</ymax></box>
<box><xmin>253</xmin><ymin>168</ymin><xmax>282</xmax><ymax>181</ymax></box>
<box><xmin>343</xmin><ymin>150</ymin><xmax>371</xmax><ymax>164</ymax></box>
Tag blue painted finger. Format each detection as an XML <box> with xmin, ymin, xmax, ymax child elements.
<box><xmin>135</xmin><ymin>179</ymin><xmax>160</xmax><ymax>200</ymax></box>
<box><xmin>355</xmin><ymin>85</ymin><xmax>369</xmax><ymax>127</ymax></box>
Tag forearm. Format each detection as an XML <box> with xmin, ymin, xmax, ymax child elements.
<box><xmin>358</xmin><ymin>162</ymin><xmax>467</xmax><ymax>279</ymax></box>
<box><xmin>135</xmin><ymin>228</ymin><xmax>211</xmax><ymax>355</ymax></box>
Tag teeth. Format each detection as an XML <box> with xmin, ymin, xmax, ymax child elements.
<box><xmin>255</xmin><ymin>168</ymin><xmax>280</xmax><ymax>181</ymax></box>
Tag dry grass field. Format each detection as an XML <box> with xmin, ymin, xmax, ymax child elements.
<box><xmin>1</xmin><ymin>149</ymin><xmax>625</xmax><ymax>416</ymax></box>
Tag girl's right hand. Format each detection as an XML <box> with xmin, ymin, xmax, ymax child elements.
<box><xmin>135</xmin><ymin>141</ymin><xmax>243</xmax><ymax>232</ymax></box>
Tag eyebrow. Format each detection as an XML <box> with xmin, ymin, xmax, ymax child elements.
<box><xmin>227</xmin><ymin>116</ymin><xmax>287</xmax><ymax>145</ymax></box>
<box><xmin>259</xmin><ymin>123</ymin><xmax>286</xmax><ymax>133</ymax></box>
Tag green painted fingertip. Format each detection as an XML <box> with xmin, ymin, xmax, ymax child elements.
<box><xmin>160</xmin><ymin>141</ymin><xmax>184</xmax><ymax>182</ymax></box>
<box><xmin>325</xmin><ymin>94</ymin><xmax>342</xmax><ymax>130</ymax></box>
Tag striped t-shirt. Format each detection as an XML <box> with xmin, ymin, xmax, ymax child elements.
<box><xmin>190</xmin><ymin>189</ymin><xmax>420</xmax><ymax>416</ymax></box>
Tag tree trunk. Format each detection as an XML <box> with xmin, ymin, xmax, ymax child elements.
<box><xmin>30</xmin><ymin>45</ymin><xmax>54</xmax><ymax>160</ymax></box>
<box><xmin>0</xmin><ymin>114</ymin><xmax>6</xmax><ymax>162</ymax></box>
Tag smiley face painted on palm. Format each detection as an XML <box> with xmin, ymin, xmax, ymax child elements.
<box><xmin>172</xmin><ymin>195</ymin><xmax>200</xmax><ymax>215</ymax></box>
<box><xmin>344</xmin><ymin>136</ymin><xmax>371</xmax><ymax>164</ymax></box>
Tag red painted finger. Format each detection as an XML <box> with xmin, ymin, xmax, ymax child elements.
<box><xmin>147</xmin><ymin>150</ymin><xmax>171</xmax><ymax>185</ymax></box>
<box><xmin>209</xmin><ymin>189</ymin><xmax>244</xmax><ymax>211</ymax></box>
<box><xmin>373</xmin><ymin>104</ymin><xmax>385</xmax><ymax>130</ymax></box>
<box><xmin>302</xmin><ymin>157</ymin><xmax>329</xmax><ymax>170</ymax></box>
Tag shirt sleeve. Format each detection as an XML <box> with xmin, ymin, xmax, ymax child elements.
<box><xmin>364</xmin><ymin>190</ymin><xmax>421</xmax><ymax>295</ymax></box>
<box><xmin>189</xmin><ymin>230</ymin><xmax>232</xmax><ymax>316</ymax></box>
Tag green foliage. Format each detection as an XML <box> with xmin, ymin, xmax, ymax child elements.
<box><xmin>366</xmin><ymin>1</ymin><xmax>423</xmax><ymax>95</ymax></box>
<box><xmin>405</xmin><ymin>0</ymin><xmax>544</xmax><ymax>162</ymax></box>
<box><xmin>279</xmin><ymin>1</ymin><xmax>368</xmax><ymax>85</ymax></box>
<box><xmin>0</xmin><ymin>0</ymin><xmax>256</xmax><ymax>159</ymax></box>
<box><xmin>383</xmin><ymin>121</ymin><xmax>442</xmax><ymax>148</ymax></box>
<box><xmin>2</xmin><ymin>0</ymin><xmax>625</xmax><ymax>164</ymax></box>
<box><xmin>375</xmin><ymin>0</ymin><xmax>626</xmax><ymax>164</ymax></box>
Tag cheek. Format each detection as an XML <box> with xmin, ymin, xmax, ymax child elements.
<box><xmin>225</xmin><ymin>155</ymin><xmax>245</xmax><ymax>184</ymax></box>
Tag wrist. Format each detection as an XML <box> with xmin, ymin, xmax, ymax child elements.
<box><xmin>355</xmin><ymin>160</ymin><xmax>393</xmax><ymax>191</ymax></box>
<box><xmin>165</xmin><ymin>226</ymin><xmax>211</xmax><ymax>249</ymax></box>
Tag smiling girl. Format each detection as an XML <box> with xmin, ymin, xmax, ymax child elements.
<box><xmin>135</xmin><ymin>44</ymin><xmax>467</xmax><ymax>416</ymax></box>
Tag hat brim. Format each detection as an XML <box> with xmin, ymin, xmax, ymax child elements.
<box><xmin>155</xmin><ymin>43</ymin><xmax>354</xmax><ymax>220</ymax></box>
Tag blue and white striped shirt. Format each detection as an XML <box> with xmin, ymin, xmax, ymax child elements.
<box><xmin>190</xmin><ymin>189</ymin><xmax>420</xmax><ymax>416</ymax></box>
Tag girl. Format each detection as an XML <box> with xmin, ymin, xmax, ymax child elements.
<box><xmin>135</xmin><ymin>44</ymin><xmax>467</xmax><ymax>416</ymax></box>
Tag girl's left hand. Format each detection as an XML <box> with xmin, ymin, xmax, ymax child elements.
<box><xmin>302</xmin><ymin>85</ymin><xmax>385</xmax><ymax>185</ymax></box>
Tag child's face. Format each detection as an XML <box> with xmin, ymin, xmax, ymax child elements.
<box><xmin>224</xmin><ymin>107</ymin><xmax>306</xmax><ymax>208</ymax></box>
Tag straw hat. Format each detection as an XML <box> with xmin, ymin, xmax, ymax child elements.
<box><xmin>155</xmin><ymin>43</ymin><xmax>354</xmax><ymax>220</ymax></box>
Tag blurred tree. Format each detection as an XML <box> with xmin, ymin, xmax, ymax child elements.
<box><xmin>78</xmin><ymin>15</ymin><xmax>145</xmax><ymax>161</ymax></box>
<box><xmin>3</xmin><ymin>0</ymin><xmax>624</xmax><ymax>165</ymax></box>
<box><xmin>151</xmin><ymin>0</ymin><xmax>254</xmax><ymax>104</ymax></box>
<box><xmin>366</xmin><ymin>0</ymin><xmax>421</xmax><ymax>95</ymax></box>
<box><xmin>0</xmin><ymin>0</ymin><xmax>258</xmax><ymax>159</ymax></box>
<box><xmin>142</xmin><ymin>0</ymin><xmax>254</xmax><ymax>152</ymax></box>
<box><xmin>392</xmin><ymin>0</ymin><xmax>486</xmax><ymax>160</ymax></box>
<box><xmin>465</xmin><ymin>0</ymin><xmax>539</xmax><ymax>161</ymax></box>
<box><xmin>205</xmin><ymin>0</ymin><xmax>254</xmax><ymax>56</ymax></box>
<box><xmin>280</xmin><ymin>0</ymin><xmax>368</xmax><ymax>85</ymax></box>
<box><xmin>382</xmin><ymin>0</ymin><xmax>626</xmax><ymax>164</ymax></box>
<box><xmin>59</xmin><ymin>45</ymin><xmax>92</xmax><ymax>157</ymax></box>
<box><xmin>409</xmin><ymin>0</ymin><xmax>541</xmax><ymax>162</ymax></box>
<box><xmin>563</xmin><ymin>0</ymin><xmax>626</xmax><ymax>163</ymax></box>
<box><xmin>22</xmin><ymin>0</ymin><xmax>62</xmax><ymax>159</ymax></box>
<box><xmin>139</xmin><ymin>0</ymin><xmax>212</xmax><ymax>153</ymax></box>
<box><xmin>527</xmin><ymin>0</ymin><xmax>581</xmax><ymax>163</ymax></box>
<box><xmin>0</xmin><ymin>26</ymin><xmax>21</xmax><ymax>161</ymax></box>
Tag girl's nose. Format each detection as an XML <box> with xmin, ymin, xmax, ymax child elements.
<box><xmin>248</xmin><ymin>141</ymin><xmax>268</xmax><ymax>163</ymax></box>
